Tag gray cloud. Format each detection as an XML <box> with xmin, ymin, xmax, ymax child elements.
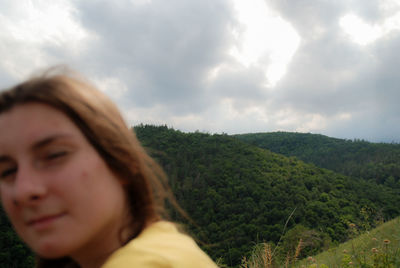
<box><xmin>74</xmin><ymin>0</ymin><xmax>235</xmax><ymax>114</ymax></box>
<box><xmin>260</xmin><ymin>0</ymin><xmax>400</xmax><ymax>142</ymax></box>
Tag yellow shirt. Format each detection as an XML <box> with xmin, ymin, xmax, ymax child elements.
<box><xmin>102</xmin><ymin>221</ymin><xmax>218</xmax><ymax>268</ymax></box>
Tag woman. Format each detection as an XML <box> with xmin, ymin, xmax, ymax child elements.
<box><xmin>0</xmin><ymin>69</ymin><xmax>217</xmax><ymax>267</ymax></box>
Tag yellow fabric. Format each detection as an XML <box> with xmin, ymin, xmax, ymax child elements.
<box><xmin>102</xmin><ymin>221</ymin><xmax>218</xmax><ymax>268</ymax></box>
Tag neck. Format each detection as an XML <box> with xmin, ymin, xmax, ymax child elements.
<box><xmin>71</xmin><ymin>216</ymin><xmax>135</xmax><ymax>268</ymax></box>
<box><xmin>77</xmin><ymin>255</ymin><xmax>110</xmax><ymax>268</ymax></box>
<box><xmin>71</xmin><ymin>226</ymin><xmax>125</xmax><ymax>268</ymax></box>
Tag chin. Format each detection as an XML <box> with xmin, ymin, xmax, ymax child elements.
<box><xmin>36</xmin><ymin>250</ymin><xmax>68</xmax><ymax>260</ymax></box>
<box><xmin>31</xmin><ymin>242</ymin><xmax>72</xmax><ymax>260</ymax></box>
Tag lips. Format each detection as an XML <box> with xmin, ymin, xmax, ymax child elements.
<box><xmin>27</xmin><ymin>213</ymin><xmax>66</xmax><ymax>230</ymax></box>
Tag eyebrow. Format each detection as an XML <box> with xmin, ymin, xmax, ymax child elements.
<box><xmin>0</xmin><ymin>134</ymin><xmax>73</xmax><ymax>162</ymax></box>
<box><xmin>0</xmin><ymin>156</ymin><xmax>12</xmax><ymax>164</ymax></box>
<box><xmin>31</xmin><ymin>134</ymin><xmax>73</xmax><ymax>151</ymax></box>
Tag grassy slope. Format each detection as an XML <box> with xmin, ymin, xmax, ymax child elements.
<box><xmin>298</xmin><ymin>217</ymin><xmax>400</xmax><ymax>267</ymax></box>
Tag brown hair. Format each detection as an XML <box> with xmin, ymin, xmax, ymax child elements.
<box><xmin>0</xmin><ymin>68</ymin><xmax>175</xmax><ymax>267</ymax></box>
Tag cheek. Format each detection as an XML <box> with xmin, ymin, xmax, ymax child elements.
<box><xmin>0</xmin><ymin>185</ymin><xmax>14</xmax><ymax>214</ymax></box>
<box><xmin>59</xmin><ymin>161</ymin><xmax>103</xmax><ymax>205</ymax></box>
<box><xmin>0</xmin><ymin>187</ymin><xmax>23</xmax><ymax>231</ymax></box>
<box><xmin>80</xmin><ymin>170</ymin><xmax>89</xmax><ymax>179</ymax></box>
<box><xmin>78</xmin><ymin>168</ymin><xmax>97</xmax><ymax>189</ymax></box>
<box><xmin>76</xmin><ymin>169</ymin><xmax>97</xmax><ymax>194</ymax></box>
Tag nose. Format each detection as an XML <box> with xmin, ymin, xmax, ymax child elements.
<box><xmin>13</xmin><ymin>164</ymin><xmax>47</xmax><ymax>206</ymax></box>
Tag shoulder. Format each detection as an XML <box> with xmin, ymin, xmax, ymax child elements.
<box><xmin>102</xmin><ymin>221</ymin><xmax>218</xmax><ymax>268</ymax></box>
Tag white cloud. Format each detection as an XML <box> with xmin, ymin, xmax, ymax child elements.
<box><xmin>0</xmin><ymin>0</ymin><xmax>92</xmax><ymax>79</ymax></box>
<box><xmin>91</xmin><ymin>76</ymin><xmax>129</xmax><ymax>99</ymax></box>
<box><xmin>130</xmin><ymin>0</ymin><xmax>152</xmax><ymax>6</ymax></box>
<box><xmin>340</xmin><ymin>10</ymin><xmax>400</xmax><ymax>46</ymax></box>
<box><xmin>229</xmin><ymin>0</ymin><xmax>300</xmax><ymax>87</ymax></box>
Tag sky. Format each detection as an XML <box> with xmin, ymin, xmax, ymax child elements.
<box><xmin>1</xmin><ymin>0</ymin><xmax>400</xmax><ymax>142</ymax></box>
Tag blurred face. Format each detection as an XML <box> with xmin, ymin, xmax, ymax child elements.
<box><xmin>0</xmin><ymin>103</ymin><xmax>129</xmax><ymax>261</ymax></box>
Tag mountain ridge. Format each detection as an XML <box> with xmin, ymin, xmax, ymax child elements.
<box><xmin>135</xmin><ymin>125</ymin><xmax>400</xmax><ymax>266</ymax></box>
<box><xmin>234</xmin><ymin>131</ymin><xmax>400</xmax><ymax>185</ymax></box>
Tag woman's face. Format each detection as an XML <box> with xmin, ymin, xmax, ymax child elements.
<box><xmin>0</xmin><ymin>103</ymin><xmax>129</xmax><ymax>260</ymax></box>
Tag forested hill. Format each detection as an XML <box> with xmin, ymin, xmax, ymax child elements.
<box><xmin>134</xmin><ymin>125</ymin><xmax>400</xmax><ymax>266</ymax></box>
<box><xmin>234</xmin><ymin>132</ymin><xmax>400</xmax><ymax>185</ymax></box>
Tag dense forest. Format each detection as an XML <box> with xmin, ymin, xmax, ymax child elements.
<box><xmin>134</xmin><ymin>126</ymin><xmax>400</xmax><ymax>266</ymax></box>
<box><xmin>0</xmin><ymin>206</ymin><xmax>34</xmax><ymax>267</ymax></box>
<box><xmin>1</xmin><ymin>126</ymin><xmax>400</xmax><ymax>267</ymax></box>
<box><xmin>234</xmin><ymin>132</ymin><xmax>400</xmax><ymax>185</ymax></box>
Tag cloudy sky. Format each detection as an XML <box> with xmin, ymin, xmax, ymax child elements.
<box><xmin>1</xmin><ymin>0</ymin><xmax>400</xmax><ymax>142</ymax></box>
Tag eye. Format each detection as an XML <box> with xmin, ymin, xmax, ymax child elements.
<box><xmin>0</xmin><ymin>167</ymin><xmax>17</xmax><ymax>179</ymax></box>
<box><xmin>36</xmin><ymin>149</ymin><xmax>71</xmax><ymax>169</ymax></box>
<box><xmin>45</xmin><ymin>151</ymin><xmax>67</xmax><ymax>161</ymax></box>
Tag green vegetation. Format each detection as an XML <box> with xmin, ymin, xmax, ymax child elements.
<box><xmin>234</xmin><ymin>132</ymin><xmax>400</xmax><ymax>187</ymax></box>
<box><xmin>135</xmin><ymin>125</ymin><xmax>400</xmax><ymax>266</ymax></box>
<box><xmin>240</xmin><ymin>217</ymin><xmax>400</xmax><ymax>268</ymax></box>
<box><xmin>0</xmin><ymin>207</ymin><xmax>34</xmax><ymax>268</ymax></box>
<box><xmin>1</xmin><ymin>126</ymin><xmax>400</xmax><ymax>267</ymax></box>
<box><xmin>301</xmin><ymin>216</ymin><xmax>400</xmax><ymax>267</ymax></box>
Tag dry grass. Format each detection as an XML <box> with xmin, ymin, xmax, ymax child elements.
<box><xmin>240</xmin><ymin>239</ymin><xmax>304</xmax><ymax>268</ymax></box>
<box><xmin>240</xmin><ymin>217</ymin><xmax>400</xmax><ymax>268</ymax></box>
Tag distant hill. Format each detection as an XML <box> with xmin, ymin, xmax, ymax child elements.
<box><xmin>234</xmin><ymin>132</ymin><xmax>400</xmax><ymax>185</ymax></box>
<box><xmin>135</xmin><ymin>125</ymin><xmax>400</xmax><ymax>266</ymax></box>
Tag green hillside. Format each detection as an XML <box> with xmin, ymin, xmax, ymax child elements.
<box><xmin>242</xmin><ymin>217</ymin><xmax>400</xmax><ymax>267</ymax></box>
<box><xmin>135</xmin><ymin>125</ymin><xmax>400</xmax><ymax>266</ymax></box>
<box><xmin>234</xmin><ymin>132</ymin><xmax>400</xmax><ymax>185</ymax></box>
<box><xmin>299</xmin><ymin>216</ymin><xmax>400</xmax><ymax>267</ymax></box>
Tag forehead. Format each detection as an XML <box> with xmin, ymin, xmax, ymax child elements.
<box><xmin>0</xmin><ymin>103</ymin><xmax>81</xmax><ymax>150</ymax></box>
